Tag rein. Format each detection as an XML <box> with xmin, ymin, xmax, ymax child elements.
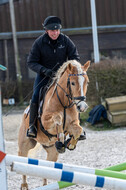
<box><xmin>56</xmin><ymin>86</ymin><xmax>74</xmax><ymax>131</ymax></box>
<box><xmin>39</xmin><ymin>72</ymin><xmax>87</xmax><ymax>140</ymax></box>
<box><xmin>55</xmin><ymin>72</ymin><xmax>87</xmax><ymax>131</ymax></box>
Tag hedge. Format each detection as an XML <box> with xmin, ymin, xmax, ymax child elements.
<box><xmin>87</xmin><ymin>58</ymin><xmax>126</xmax><ymax>104</ymax></box>
<box><xmin>1</xmin><ymin>58</ymin><xmax>126</xmax><ymax>105</ymax></box>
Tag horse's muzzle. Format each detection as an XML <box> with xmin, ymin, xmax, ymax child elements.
<box><xmin>77</xmin><ymin>101</ymin><xmax>88</xmax><ymax>112</ymax></box>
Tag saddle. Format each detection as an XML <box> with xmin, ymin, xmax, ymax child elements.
<box><xmin>38</xmin><ymin>85</ymin><xmax>49</xmax><ymax>116</ymax></box>
<box><xmin>38</xmin><ymin>78</ymin><xmax>54</xmax><ymax>115</ymax></box>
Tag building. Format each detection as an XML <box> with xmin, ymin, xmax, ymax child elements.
<box><xmin>0</xmin><ymin>0</ymin><xmax>126</xmax><ymax>81</ymax></box>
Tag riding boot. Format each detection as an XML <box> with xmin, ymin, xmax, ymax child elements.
<box><xmin>78</xmin><ymin>129</ymin><xmax>86</xmax><ymax>140</ymax></box>
<box><xmin>78</xmin><ymin>113</ymin><xmax>86</xmax><ymax>140</ymax></box>
<box><xmin>27</xmin><ymin>102</ymin><xmax>38</xmax><ymax>138</ymax></box>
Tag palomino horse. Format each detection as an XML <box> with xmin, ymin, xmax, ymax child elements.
<box><xmin>18</xmin><ymin>60</ymin><xmax>90</xmax><ymax>189</ymax></box>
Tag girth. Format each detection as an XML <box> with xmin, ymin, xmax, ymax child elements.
<box><xmin>42</xmin><ymin>144</ymin><xmax>55</xmax><ymax>149</ymax></box>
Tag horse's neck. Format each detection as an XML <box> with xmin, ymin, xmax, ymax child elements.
<box><xmin>45</xmin><ymin>72</ymin><xmax>70</xmax><ymax>107</ymax></box>
<box><xmin>56</xmin><ymin>73</ymin><xmax>71</xmax><ymax>106</ymax></box>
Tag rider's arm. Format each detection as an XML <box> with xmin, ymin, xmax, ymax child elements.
<box><xmin>27</xmin><ymin>40</ymin><xmax>53</xmax><ymax>76</ymax></box>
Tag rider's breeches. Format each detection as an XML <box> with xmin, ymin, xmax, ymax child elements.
<box><xmin>31</xmin><ymin>74</ymin><xmax>50</xmax><ymax>104</ymax></box>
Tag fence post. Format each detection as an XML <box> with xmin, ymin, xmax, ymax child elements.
<box><xmin>90</xmin><ymin>0</ymin><xmax>100</xmax><ymax>63</ymax></box>
<box><xmin>9</xmin><ymin>0</ymin><xmax>23</xmax><ymax>102</ymax></box>
<box><xmin>0</xmin><ymin>65</ymin><xmax>8</xmax><ymax>190</ymax></box>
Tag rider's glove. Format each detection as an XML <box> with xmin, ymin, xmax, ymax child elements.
<box><xmin>44</xmin><ymin>69</ymin><xmax>53</xmax><ymax>77</ymax></box>
<box><xmin>40</xmin><ymin>67</ymin><xmax>54</xmax><ymax>77</ymax></box>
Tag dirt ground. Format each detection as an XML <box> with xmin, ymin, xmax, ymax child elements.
<box><xmin>2</xmin><ymin>109</ymin><xmax>126</xmax><ymax>190</ymax></box>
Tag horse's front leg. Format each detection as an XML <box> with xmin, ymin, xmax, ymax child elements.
<box><xmin>42</xmin><ymin>112</ymin><xmax>65</xmax><ymax>143</ymax></box>
<box><xmin>67</xmin><ymin>119</ymin><xmax>83</xmax><ymax>150</ymax></box>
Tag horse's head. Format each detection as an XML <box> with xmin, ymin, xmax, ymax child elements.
<box><xmin>66</xmin><ymin>60</ymin><xmax>90</xmax><ymax>112</ymax></box>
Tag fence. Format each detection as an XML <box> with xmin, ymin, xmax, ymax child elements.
<box><xmin>0</xmin><ymin>0</ymin><xmax>126</xmax><ymax>33</ymax></box>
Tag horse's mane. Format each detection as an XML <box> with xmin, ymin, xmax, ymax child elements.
<box><xmin>53</xmin><ymin>59</ymin><xmax>82</xmax><ymax>84</ymax></box>
<box><xmin>47</xmin><ymin>60</ymin><xmax>82</xmax><ymax>104</ymax></box>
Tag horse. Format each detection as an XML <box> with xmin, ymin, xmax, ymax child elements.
<box><xmin>18</xmin><ymin>59</ymin><xmax>90</xmax><ymax>189</ymax></box>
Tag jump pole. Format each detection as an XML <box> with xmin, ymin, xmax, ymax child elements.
<box><xmin>11</xmin><ymin>162</ymin><xmax>126</xmax><ymax>190</ymax></box>
<box><xmin>5</xmin><ymin>154</ymin><xmax>126</xmax><ymax>189</ymax></box>
<box><xmin>0</xmin><ymin>65</ymin><xmax>8</xmax><ymax>190</ymax></box>
<box><xmin>33</xmin><ymin>162</ymin><xmax>126</xmax><ymax>190</ymax></box>
<box><xmin>10</xmin><ymin>160</ymin><xmax>126</xmax><ymax>180</ymax></box>
<box><xmin>105</xmin><ymin>163</ymin><xmax>126</xmax><ymax>172</ymax></box>
<box><xmin>6</xmin><ymin>154</ymin><xmax>126</xmax><ymax>177</ymax></box>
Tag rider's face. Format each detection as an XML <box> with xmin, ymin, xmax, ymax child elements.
<box><xmin>46</xmin><ymin>29</ymin><xmax>60</xmax><ymax>40</ymax></box>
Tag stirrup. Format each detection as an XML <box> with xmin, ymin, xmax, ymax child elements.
<box><xmin>27</xmin><ymin>125</ymin><xmax>37</xmax><ymax>138</ymax></box>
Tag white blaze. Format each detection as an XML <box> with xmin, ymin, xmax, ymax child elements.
<box><xmin>77</xmin><ymin>70</ymin><xmax>88</xmax><ymax>112</ymax></box>
<box><xmin>79</xmin><ymin>75</ymin><xmax>85</xmax><ymax>97</ymax></box>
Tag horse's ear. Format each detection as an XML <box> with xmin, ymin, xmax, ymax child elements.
<box><xmin>67</xmin><ymin>63</ymin><xmax>74</xmax><ymax>73</ymax></box>
<box><xmin>82</xmin><ymin>60</ymin><xmax>90</xmax><ymax>71</ymax></box>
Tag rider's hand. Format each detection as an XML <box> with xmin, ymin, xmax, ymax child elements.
<box><xmin>44</xmin><ymin>69</ymin><xmax>53</xmax><ymax>77</ymax></box>
<box><xmin>40</xmin><ymin>67</ymin><xmax>54</xmax><ymax>77</ymax></box>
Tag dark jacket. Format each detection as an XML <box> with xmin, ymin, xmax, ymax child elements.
<box><xmin>27</xmin><ymin>33</ymin><xmax>80</xmax><ymax>76</ymax></box>
<box><xmin>87</xmin><ymin>105</ymin><xmax>107</xmax><ymax>125</ymax></box>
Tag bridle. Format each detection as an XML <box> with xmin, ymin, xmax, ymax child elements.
<box><xmin>67</xmin><ymin>73</ymin><xmax>86</xmax><ymax>103</ymax></box>
<box><xmin>56</xmin><ymin>72</ymin><xmax>87</xmax><ymax>130</ymax></box>
<box><xmin>39</xmin><ymin>72</ymin><xmax>87</xmax><ymax>141</ymax></box>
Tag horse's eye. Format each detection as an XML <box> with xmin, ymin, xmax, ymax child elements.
<box><xmin>71</xmin><ymin>82</ymin><xmax>75</xmax><ymax>86</ymax></box>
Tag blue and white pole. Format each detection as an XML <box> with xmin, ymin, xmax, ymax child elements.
<box><xmin>6</xmin><ymin>154</ymin><xmax>126</xmax><ymax>180</ymax></box>
<box><xmin>11</xmin><ymin>162</ymin><xmax>126</xmax><ymax>190</ymax></box>
<box><xmin>4</xmin><ymin>154</ymin><xmax>126</xmax><ymax>190</ymax></box>
<box><xmin>6</xmin><ymin>154</ymin><xmax>98</xmax><ymax>174</ymax></box>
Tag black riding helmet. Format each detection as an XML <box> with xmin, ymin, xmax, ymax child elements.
<box><xmin>43</xmin><ymin>16</ymin><xmax>62</xmax><ymax>30</ymax></box>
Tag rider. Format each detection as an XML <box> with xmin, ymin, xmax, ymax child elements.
<box><xmin>27</xmin><ymin>16</ymin><xmax>80</xmax><ymax>138</ymax></box>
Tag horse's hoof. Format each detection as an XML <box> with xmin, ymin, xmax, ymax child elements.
<box><xmin>65</xmin><ymin>138</ymin><xmax>76</xmax><ymax>151</ymax></box>
<box><xmin>20</xmin><ymin>183</ymin><xmax>28</xmax><ymax>190</ymax></box>
<box><xmin>55</xmin><ymin>141</ymin><xmax>66</xmax><ymax>153</ymax></box>
<box><xmin>68</xmin><ymin>144</ymin><xmax>76</xmax><ymax>150</ymax></box>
